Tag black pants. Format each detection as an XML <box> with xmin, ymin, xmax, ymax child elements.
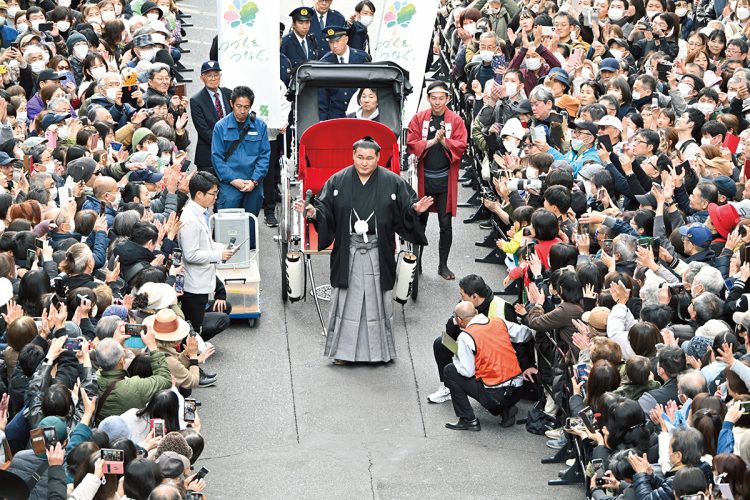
<box><xmin>181</xmin><ymin>292</ymin><xmax>209</xmax><ymax>333</ymax></box>
<box><xmin>419</xmin><ymin>190</ymin><xmax>452</xmax><ymax>266</ymax></box>
<box><xmin>443</xmin><ymin>363</ymin><xmax>521</xmax><ymax>420</ymax></box>
<box><xmin>262</xmin><ymin>138</ymin><xmax>281</xmax><ymax>213</ymax></box>
<box><xmin>202</xmin><ymin>300</ymin><xmax>232</xmax><ymax>341</ymax></box>
<box><xmin>433</xmin><ymin>335</ymin><xmax>454</xmax><ymax>383</ymax></box>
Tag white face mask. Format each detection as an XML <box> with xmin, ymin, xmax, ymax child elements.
<box><xmin>16</xmin><ymin>23</ymin><xmax>27</xmax><ymax>33</ymax></box>
<box><xmin>610</xmin><ymin>48</ymin><xmax>623</xmax><ymax>59</ymax></box>
<box><xmin>359</xmin><ymin>15</ymin><xmax>374</xmax><ymax>27</ymax></box>
<box><xmin>58</xmin><ymin>0</ymin><xmax>71</xmax><ymax>6</ymax></box>
<box><xmin>463</xmin><ymin>23</ymin><xmax>477</xmax><ymax>35</ymax></box>
<box><xmin>675</xmin><ymin>7</ymin><xmax>688</xmax><ymax>17</ymax></box>
<box><xmin>88</xmin><ymin>16</ymin><xmax>101</xmax><ymax>24</ymax></box>
<box><xmin>56</xmin><ymin>21</ymin><xmax>70</xmax><ymax>32</ymax></box>
<box><xmin>739</xmin><ymin>7</ymin><xmax>750</xmax><ymax>19</ymax></box>
<box><xmin>16</xmin><ymin>111</ymin><xmax>26</xmax><ymax>122</ymax></box>
<box><xmin>146</xmin><ymin>13</ymin><xmax>160</xmax><ymax>22</ymax></box>
<box><xmin>505</xmin><ymin>82</ymin><xmax>518</xmax><ymax>96</ymax></box>
<box><xmin>525</xmin><ymin>166</ymin><xmax>539</xmax><ymax>179</ymax></box>
<box><xmin>7</xmin><ymin>7</ymin><xmax>17</xmax><ymax>17</ymax></box>
<box><xmin>30</xmin><ymin>19</ymin><xmax>41</xmax><ymax>30</ymax></box>
<box><xmin>140</xmin><ymin>49</ymin><xmax>156</xmax><ymax>62</ymax></box>
<box><xmin>111</xmin><ymin>192</ymin><xmax>121</xmax><ymax>207</ymax></box>
<box><xmin>74</xmin><ymin>45</ymin><xmax>89</xmax><ymax>60</ymax></box>
<box><xmin>30</xmin><ymin>60</ymin><xmax>46</xmax><ymax>73</ymax></box>
<box><xmin>115</xmin><ymin>6</ymin><xmax>122</xmax><ymax>15</ymax></box>
<box><xmin>696</xmin><ymin>102</ymin><xmax>715</xmax><ymax>115</ymax></box>
<box><xmin>96</xmin><ymin>139</ymin><xmax>104</xmax><ymax>150</ymax></box>
<box><xmin>678</xmin><ymin>82</ymin><xmax>693</xmax><ymax>98</ymax></box>
<box><xmin>526</xmin><ymin>57</ymin><xmax>541</xmax><ymax>71</ymax></box>
<box><xmin>49</xmin><ymin>186</ymin><xmax>57</xmax><ymax>200</ymax></box>
<box><xmin>608</xmin><ymin>8</ymin><xmax>624</xmax><ymax>20</ymax></box>
<box><xmin>90</xmin><ymin>65</ymin><xmax>106</xmax><ymax>79</ymax></box>
<box><xmin>646</xmin><ymin>9</ymin><xmax>660</xmax><ymax>18</ymax></box>
<box><xmin>632</xmin><ymin>91</ymin><xmax>642</xmax><ymax>100</ymax></box>
<box><xmin>101</xmin><ymin>11</ymin><xmax>115</xmax><ymax>21</ymax></box>
<box><xmin>105</xmin><ymin>87</ymin><xmax>119</xmax><ymax>101</ymax></box>
<box><xmin>479</xmin><ymin>50</ymin><xmax>494</xmax><ymax>62</ymax></box>
<box><xmin>701</xmin><ymin>136</ymin><xmax>713</xmax><ymax>146</ymax></box>
<box><xmin>728</xmin><ymin>91</ymin><xmax>739</xmax><ymax>101</ymax></box>
<box><xmin>146</xmin><ymin>143</ymin><xmax>159</xmax><ymax>156</ymax></box>
<box><xmin>56</xmin><ymin>126</ymin><xmax>69</xmax><ymax>140</ymax></box>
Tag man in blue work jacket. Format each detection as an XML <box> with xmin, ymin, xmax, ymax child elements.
<box><xmin>211</xmin><ymin>85</ymin><xmax>271</xmax><ymax>222</ymax></box>
<box><xmin>319</xmin><ymin>26</ymin><xmax>371</xmax><ymax>120</ymax></box>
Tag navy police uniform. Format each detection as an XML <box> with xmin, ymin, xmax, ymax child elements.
<box><xmin>309</xmin><ymin>6</ymin><xmax>346</xmax><ymax>58</ymax></box>
<box><xmin>282</xmin><ymin>7</ymin><xmax>322</xmax><ymax>69</ymax></box>
<box><xmin>318</xmin><ymin>26</ymin><xmax>371</xmax><ymax>121</ymax></box>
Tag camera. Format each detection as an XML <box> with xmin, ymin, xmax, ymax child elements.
<box><xmin>480</xmin><ymin>186</ymin><xmax>497</xmax><ymax>201</ymax></box>
<box><xmin>595</xmin><ymin>476</ymin><xmax>605</xmax><ymax>487</ymax></box>
<box><xmin>508</xmin><ymin>178</ymin><xmax>544</xmax><ymax>191</ymax></box>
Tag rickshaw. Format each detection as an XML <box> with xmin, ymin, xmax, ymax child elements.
<box><xmin>278</xmin><ymin>61</ymin><xmax>419</xmax><ymax>333</ymax></box>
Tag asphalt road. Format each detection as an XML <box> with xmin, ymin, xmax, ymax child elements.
<box><xmin>176</xmin><ymin>2</ymin><xmax>583</xmax><ymax>498</ymax></box>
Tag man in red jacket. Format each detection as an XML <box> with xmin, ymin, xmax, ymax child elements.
<box><xmin>406</xmin><ymin>81</ymin><xmax>468</xmax><ymax>280</ymax></box>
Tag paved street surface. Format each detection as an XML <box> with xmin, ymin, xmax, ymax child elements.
<box><xmin>178</xmin><ymin>2</ymin><xmax>583</xmax><ymax>498</ymax></box>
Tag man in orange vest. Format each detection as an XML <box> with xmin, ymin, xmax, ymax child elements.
<box><xmin>444</xmin><ymin>301</ymin><xmax>524</xmax><ymax>431</ymax></box>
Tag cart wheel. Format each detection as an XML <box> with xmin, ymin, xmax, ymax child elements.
<box><xmin>411</xmin><ymin>245</ymin><xmax>421</xmax><ymax>301</ymax></box>
<box><xmin>248</xmin><ymin>317</ymin><xmax>258</xmax><ymax>328</ymax></box>
<box><xmin>280</xmin><ymin>241</ymin><xmax>288</xmax><ymax>302</ymax></box>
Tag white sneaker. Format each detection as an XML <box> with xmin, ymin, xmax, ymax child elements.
<box><xmin>427</xmin><ymin>384</ymin><xmax>451</xmax><ymax>404</ymax></box>
<box><xmin>545</xmin><ymin>427</ymin><xmax>564</xmax><ymax>440</ymax></box>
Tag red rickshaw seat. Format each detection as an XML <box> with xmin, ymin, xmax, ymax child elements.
<box><xmin>298</xmin><ymin>119</ymin><xmax>400</xmax><ymax>254</ymax></box>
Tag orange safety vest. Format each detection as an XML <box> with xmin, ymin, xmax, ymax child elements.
<box><xmin>464</xmin><ymin>317</ymin><xmax>521</xmax><ymax>387</ymax></box>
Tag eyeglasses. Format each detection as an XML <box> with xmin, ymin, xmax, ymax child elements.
<box><xmin>572</xmin><ymin>130</ymin><xmax>593</xmax><ymax>137</ymax></box>
<box><xmin>635</xmin><ymin>139</ymin><xmax>649</xmax><ymax>145</ymax></box>
<box><xmin>205</xmin><ymin>190</ymin><xmax>218</xmax><ymax>198</ymax></box>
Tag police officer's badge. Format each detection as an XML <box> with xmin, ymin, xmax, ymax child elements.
<box><xmin>327</xmin><ymin>28</ymin><xmax>335</xmax><ymax>36</ymax></box>
<box><xmin>300</xmin><ymin>8</ymin><xmax>308</xmax><ymax>15</ymax></box>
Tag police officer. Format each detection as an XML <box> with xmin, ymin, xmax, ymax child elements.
<box><xmin>319</xmin><ymin>26</ymin><xmax>371</xmax><ymax>121</ymax></box>
<box><xmin>282</xmin><ymin>7</ymin><xmax>321</xmax><ymax>70</ymax></box>
<box><xmin>309</xmin><ymin>0</ymin><xmax>346</xmax><ymax>55</ymax></box>
<box><xmin>279</xmin><ymin>22</ymin><xmax>292</xmax><ymax>87</ymax></box>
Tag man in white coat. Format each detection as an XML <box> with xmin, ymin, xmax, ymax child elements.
<box><xmin>178</xmin><ymin>172</ymin><xmax>236</xmax><ymax>333</ymax></box>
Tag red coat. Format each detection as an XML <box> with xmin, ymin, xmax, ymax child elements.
<box><xmin>406</xmin><ymin>108</ymin><xmax>468</xmax><ymax>217</ymax></box>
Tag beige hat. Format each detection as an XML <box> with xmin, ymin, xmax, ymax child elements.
<box><xmin>581</xmin><ymin>306</ymin><xmax>610</xmax><ymax>333</ymax></box>
<box><xmin>138</xmin><ymin>282</ymin><xmax>177</xmax><ymax>311</ymax></box>
<box><xmin>142</xmin><ymin>309</ymin><xmax>190</xmax><ymax>342</ymax></box>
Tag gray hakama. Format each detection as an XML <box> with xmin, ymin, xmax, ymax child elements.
<box><xmin>324</xmin><ymin>235</ymin><xmax>396</xmax><ymax>362</ymax></box>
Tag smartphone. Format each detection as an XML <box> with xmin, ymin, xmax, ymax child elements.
<box><xmin>656</xmin><ymin>62</ymin><xmax>671</xmax><ymax>81</ymax></box>
<box><xmin>22</xmin><ymin>154</ymin><xmax>32</xmax><ymax>174</ymax></box>
<box><xmin>150</xmin><ymin>418</ymin><xmax>165</xmax><ymax>437</ymax></box>
<box><xmin>596</xmin><ymin>134</ymin><xmax>613</xmax><ymax>153</ymax></box>
<box><xmin>639</xmin><ymin>237</ymin><xmax>654</xmax><ymax>249</ymax></box>
<box><xmin>64</xmin><ymin>338</ymin><xmax>82</xmax><ymax>351</ymax></box>
<box><xmin>525</xmin><ymin>242</ymin><xmax>536</xmax><ymax>260</ymax></box>
<box><xmin>10</xmin><ymin>42</ymin><xmax>19</xmax><ymax>50</ymax></box>
<box><xmin>174</xmin><ymin>274</ymin><xmax>184</xmax><ymax>294</ymax></box>
<box><xmin>577</xmin><ymin>406</ymin><xmax>597</xmax><ymax>433</ymax></box>
<box><xmin>575</xmin><ymin>362</ymin><xmax>588</xmax><ymax>380</ymax></box>
<box><xmin>124</xmin><ymin>336</ymin><xmax>147</xmax><ymax>349</ymax></box>
<box><xmin>194</xmin><ymin>466</ymin><xmax>209</xmax><ymax>480</ymax></box>
<box><xmin>124</xmin><ymin>323</ymin><xmax>146</xmax><ymax>337</ymax></box>
<box><xmin>564</xmin><ymin>417</ymin><xmax>584</xmax><ymax>430</ymax></box>
<box><xmin>30</xmin><ymin>428</ymin><xmax>47</xmax><ymax>454</ymax></box>
<box><xmin>186</xmin><ymin>493</ymin><xmax>204</xmax><ymax>500</ymax></box>
<box><xmin>740</xmin><ymin>225</ymin><xmax>748</xmax><ymax>238</ymax></box>
<box><xmin>522</xmin><ymin>227</ymin><xmax>532</xmax><ymax>237</ymax></box>
<box><xmin>652</xmin><ymin>239</ymin><xmax>660</xmax><ymax>261</ymax></box>
<box><xmin>739</xmin><ymin>400</ymin><xmax>750</xmax><ymax>414</ymax></box>
<box><xmin>541</xmin><ymin>26</ymin><xmax>555</xmax><ymax>36</ymax></box>
<box><xmin>172</xmin><ymin>249</ymin><xmax>183</xmax><ymax>267</ymax></box>
<box><xmin>35</xmin><ymin>238</ymin><xmax>44</xmax><ymax>249</ymax></box>
<box><xmin>45</xmin><ymin>129</ymin><xmax>57</xmax><ymax>150</ymax></box>
<box><xmin>651</xmin><ymin>96</ymin><xmax>659</xmax><ymax>108</ymax></box>
<box><xmin>184</xmin><ymin>398</ymin><xmax>198</xmax><ymax>422</ymax></box>
<box><xmin>180</xmin><ymin>159</ymin><xmax>192</xmax><ymax>173</ymax></box>
<box><xmin>668</xmin><ymin>283</ymin><xmax>686</xmax><ymax>296</ymax></box>
<box><xmin>676</xmin><ymin>160</ymin><xmax>689</xmax><ymax>177</ymax></box>
<box><xmin>175</xmin><ymin>83</ymin><xmax>186</xmax><ymax>98</ymax></box>
<box><xmin>99</xmin><ymin>201</ymin><xmax>106</xmax><ymax>216</ymax></box>
<box><xmin>26</xmin><ymin>248</ymin><xmax>36</xmax><ymax>269</ymax></box>
<box><xmin>724</xmin><ymin>132</ymin><xmax>741</xmax><ymax>154</ymax></box>
<box><xmin>744</xmin><ymin>246</ymin><xmax>750</xmax><ymax>264</ymax></box>
<box><xmin>579</xmin><ymin>222</ymin><xmax>590</xmax><ymax>234</ymax></box>
<box><xmin>43</xmin><ymin>426</ymin><xmax>57</xmax><ymax>447</ymax></box>
<box><xmin>531</xmin><ymin>125</ymin><xmax>546</xmax><ymax>142</ymax></box>
<box><xmin>100</xmin><ymin>448</ymin><xmax>125</xmax><ymax>474</ymax></box>
<box><xmin>602</xmin><ymin>239</ymin><xmax>613</xmax><ymax>256</ymax></box>
<box><xmin>37</xmin><ymin>22</ymin><xmax>53</xmax><ymax>32</ymax></box>
<box><xmin>53</xmin><ymin>276</ymin><xmax>66</xmax><ymax>297</ymax></box>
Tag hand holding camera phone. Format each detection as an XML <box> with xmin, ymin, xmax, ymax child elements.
<box><xmin>151</xmin><ymin>418</ymin><xmax>166</xmax><ymax>438</ymax></box>
<box><xmin>101</xmin><ymin>448</ymin><xmax>125</xmax><ymax>474</ymax></box>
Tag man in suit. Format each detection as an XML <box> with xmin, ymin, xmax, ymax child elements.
<box><xmin>179</xmin><ymin>171</ymin><xmax>237</xmax><ymax>333</ymax></box>
<box><xmin>319</xmin><ymin>26</ymin><xmax>371</xmax><ymax>120</ymax></box>
<box><xmin>281</xmin><ymin>7</ymin><xmax>321</xmax><ymax>71</ymax></box>
<box><xmin>309</xmin><ymin>0</ymin><xmax>346</xmax><ymax>56</ymax></box>
<box><xmin>189</xmin><ymin>61</ymin><xmax>231</xmax><ymax>175</ymax></box>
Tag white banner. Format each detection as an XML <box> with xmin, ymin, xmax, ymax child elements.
<box><xmin>373</xmin><ymin>0</ymin><xmax>439</xmax><ymax>122</ymax></box>
<box><xmin>216</xmin><ymin>0</ymin><xmax>282</xmax><ymax>127</ymax></box>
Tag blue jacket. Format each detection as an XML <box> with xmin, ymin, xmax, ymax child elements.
<box><xmin>547</xmin><ymin>145</ymin><xmax>601</xmax><ymax>177</ymax></box>
<box><xmin>318</xmin><ymin>48</ymin><xmax>371</xmax><ymax>120</ymax></box>
<box><xmin>347</xmin><ymin>21</ymin><xmax>369</xmax><ymax>52</ymax></box>
<box><xmin>1</xmin><ymin>25</ymin><xmax>18</xmax><ymax>49</ymax></box>
<box><xmin>211</xmin><ymin>113</ymin><xmax>271</xmax><ymax>185</ymax></box>
<box><xmin>280</xmin><ymin>31</ymin><xmax>322</xmax><ymax>70</ymax></box>
<box><xmin>81</xmin><ymin>196</ymin><xmax>118</xmax><ymax>228</ymax></box>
